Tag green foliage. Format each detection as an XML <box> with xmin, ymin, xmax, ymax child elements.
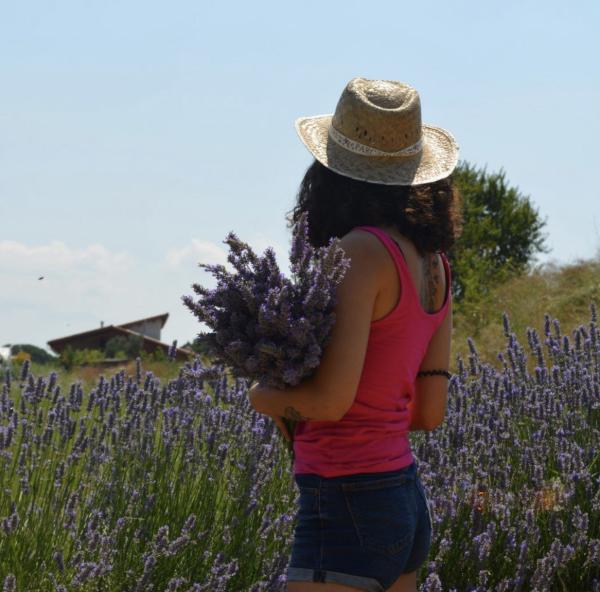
<box><xmin>449</xmin><ymin>160</ymin><xmax>549</xmax><ymax>321</ymax></box>
<box><xmin>190</xmin><ymin>334</ymin><xmax>212</xmax><ymax>356</ymax></box>
<box><xmin>58</xmin><ymin>346</ymin><xmax>105</xmax><ymax>370</ymax></box>
<box><xmin>104</xmin><ymin>334</ymin><xmax>143</xmax><ymax>359</ymax></box>
<box><xmin>104</xmin><ymin>336</ymin><xmax>125</xmax><ymax>358</ymax></box>
<box><xmin>124</xmin><ymin>334</ymin><xmax>143</xmax><ymax>357</ymax></box>
<box><xmin>181</xmin><ymin>336</ymin><xmax>217</xmax><ymax>367</ymax></box>
<box><xmin>59</xmin><ymin>345</ymin><xmax>77</xmax><ymax>372</ymax></box>
<box><xmin>75</xmin><ymin>348</ymin><xmax>105</xmax><ymax>365</ymax></box>
<box><xmin>140</xmin><ymin>347</ymin><xmax>168</xmax><ymax>363</ymax></box>
<box><xmin>453</xmin><ymin>254</ymin><xmax>600</xmax><ymax>363</ymax></box>
<box><xmin>152</xmin><ymin>347</ymin><xmax>167</xmax><ymax>362</ymax></box>
<box><xmin>10</xmin><ymin>343</ymin><xmax>58</xmax><ymax>365</ymax></box>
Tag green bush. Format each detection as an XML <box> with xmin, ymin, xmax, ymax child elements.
<box><xmin>75</xmin><ymin>348</ymin><xmax>105</xmax><ymax>365</ymax></box>
<box><xmin>152</xmin><ymin>348</ymin><xmax>167</xmax><ymax>362</ymax></box>
<box><xmin>104</xmin><ymin>335</ymin><xmax>143</xmax><ymax>359</ymax></box>
<box><xmin>140</xmin><ymin>348</ymin><xmax>168</xmax><ymax>363</ymax></box>
<box><xmin>9</xmin><ymin>344</ymin><xmax>58</xmax><ymax>365</ymax></box>
<box><xmin>59</xmin><ymin>345</ymin><xmax>77</xmax><ymax>372</ymax></box>
<box><xmin>449</xmin><ymin>160</ymin><xmax>548</xmax><ymax>313</ymax></box>
<box><xmin>58</xmin><ymin>346</ymin><xmax>106</xmax><ymax>370</ymax></box>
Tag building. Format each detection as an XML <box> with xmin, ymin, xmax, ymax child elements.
<box><xmin>0</xmin><ymin>345</ymin><xmax>11</xmax><ymax>368</ymax></box>
<box><xmin>47</xmin><ymin>313</ymin><xmax>194</xmax><ymax>362</ymax></box>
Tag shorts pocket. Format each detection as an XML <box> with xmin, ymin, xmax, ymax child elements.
<box><xmin>415</xmin><ymin>476</ymin><xmax>433</xmax><ymax>534</ymax></box>
<box><xmin>340</xmin><ymin>474</ymin><xmax>414</xmax><ymax>558</ymax></box>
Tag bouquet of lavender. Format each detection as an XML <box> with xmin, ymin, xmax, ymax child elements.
<box><xmin>182</xmin><ymin>213</ymin><xmax>351</xmax><ymax>446</ymax></box>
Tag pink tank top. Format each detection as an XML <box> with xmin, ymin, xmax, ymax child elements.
<box><xmin>293</xmin><ymin>225</ymin><xmax>452</xmax><ymax>477</ymax></box>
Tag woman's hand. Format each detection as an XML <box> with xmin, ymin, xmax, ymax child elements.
<box><xmin>248</xmin><ymin>381</ymin><xmax>293</xmax><ymax>443</ymax></box>
<box><xmin>248</xmin><ymin>380</ymin><xmax>269</xmax><ymax>413</ymax></box>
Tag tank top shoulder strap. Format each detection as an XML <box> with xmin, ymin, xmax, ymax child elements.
<box><xmin>352</xmin><ymin>224</ymin><xmax>415</xmax><ymax>305</ymax></box>
<box><xmin>352</xmin><ymin>225</ymin><xmax>451</xmax><ymax>319</ymax></box>
<box><xmin>352</xmin><ymin>225</ymin><xmax>409</xmax><ymax>270</ymax></box>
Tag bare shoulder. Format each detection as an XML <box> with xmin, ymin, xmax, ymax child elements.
<box><xmin>338</xmin><ymin>228</ymin><xmax>389</xmax><ymax>273</ymax></box>
<box><xmin>340</xmin><ymin>227</ymin><xmax>383</xmax><ymax>249</ymax></box>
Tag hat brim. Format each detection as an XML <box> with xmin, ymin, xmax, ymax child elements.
<box><xmin>295</xmin><ymin>114</ymin><xmax>459</xmax><ymax>186</ymax></box>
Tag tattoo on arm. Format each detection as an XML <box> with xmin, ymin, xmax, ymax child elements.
<box><xmin>421</xmin><ymin>253</ymin><xmax>442</xmax><ymax>313</ymax></box>
<box><xmin>283</xmin><ymin>406</ymin><xmax>312</xmax><ymax>422</ymax></box>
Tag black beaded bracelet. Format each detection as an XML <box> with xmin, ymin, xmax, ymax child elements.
<box><xmin>416</xmin><ymin>369</ymin><xmax>452</xmax><ymax>379</ymax></box>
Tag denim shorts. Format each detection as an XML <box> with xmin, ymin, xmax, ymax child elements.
<box><xmin>285</xmin><ymin>460</ymin><xmax>433</xmax><ymax>592</ymax></box>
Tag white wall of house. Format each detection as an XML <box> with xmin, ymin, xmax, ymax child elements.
<box><xmin>0</xmin><ymin>345</ymin><xmax>11</xmax><ymax>367</ymax></box>
<box><xmin>121</xmin><ymin>319</ymin><xmax>162</xmax><ymax>341</ymax></box>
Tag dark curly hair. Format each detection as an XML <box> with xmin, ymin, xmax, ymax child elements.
<box><xmin>285</xmin><ymin>159</ymin><xmax>463</xmax><ymax>256</ymax></box>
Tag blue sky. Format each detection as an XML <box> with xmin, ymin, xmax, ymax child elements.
<box><xmin>1</xmin><ymin>0</ymin><xmax>599</xmax><ymax>354</ymax></box>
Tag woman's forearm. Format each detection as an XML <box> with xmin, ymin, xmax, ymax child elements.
<box><xmin>249</xmin><ymin>376</ymin><xmax>337</xmax><ymax>422</ymax></box>
<box><xmin>250</xmin><ymin>380</ymin><xmax>433</xmax><ymax>429</ymax></box>
<box><xmin>408</xmin><ymin>414</ymin><xmax>431</xmax><ymax>432</ymax></box>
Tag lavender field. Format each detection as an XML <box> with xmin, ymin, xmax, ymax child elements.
<box><xmin>0</xmin><ymin>307</ymin><xmax>598</xmax><ymax>591</ymax></box>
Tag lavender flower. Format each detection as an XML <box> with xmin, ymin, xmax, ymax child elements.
<box><xmin>182</xmin><ymin>212</ymin><xmax>351</xmax><ymax>390</ymax></box>
<box><xmin>0</xmin><ymin>303</ymin><xmax>598</xmax><ymax>590</ymax></box>
<box><xmin>2</xmin><ymin>574</ymin><xmax>15</xmax><ymax>592</ymax></box>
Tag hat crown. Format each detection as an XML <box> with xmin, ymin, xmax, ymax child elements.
<box><xmin>331</xmin><ymin>78</ymin><xmax>422</xmax><ymax>153</ymax></box>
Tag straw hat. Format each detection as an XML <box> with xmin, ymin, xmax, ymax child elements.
<box><xmin>295</xmin><ymin>77</ymin><xmax>459</xmax><ymax>186</ymax></box>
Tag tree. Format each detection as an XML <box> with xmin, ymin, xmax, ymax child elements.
<box><xmin>124</xmin><ymin>334</ymin><xmax>143</xmax><ymax>358</ymax></box>
<box><xmin>190</xmin><ymin>334</ymin><xmax>213</xmax><ymax>356</ymax></box>
<box><xmin>10</xmin><ymin>344</ymin><xmax>58</xmax><ymax>365</ymax></box>
<box><xmin>448</xmin><ymin>161</ymin><xmax>549</xmax><ymax>314</ymax></box>
<box><xmin>104</xmin><ymin>336</ymin><xmax>129</xmax><ymax>359</ymax></box>
<box><xmin>59</xmin><ymin>345</ymin><xmax>77</xmax><ymax>372</ymax></box>
<box><xmin>104</xmin><ymin>335</ymin><xmax>143</xmax><ymax>359</ymax></box>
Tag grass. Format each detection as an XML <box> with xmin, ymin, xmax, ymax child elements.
<box><xmin>24</xmin><ymin>358</ymin><xmax>202</xmax><ymax>394</ymax></box>
<box><xmin>452</xmin><ymin>253</ymin><xmax>600</xmax><ymax>366</ymax></box>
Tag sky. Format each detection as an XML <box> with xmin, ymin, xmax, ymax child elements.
<box><xmin>1</xmin><ymin>0</ymin><xmax>599</xmax><ymax>355</ymax></box>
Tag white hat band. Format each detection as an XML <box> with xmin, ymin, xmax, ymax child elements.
<box><xmin>328</xmin><ymin>125</ymin><xmax>424</xmax><ymax>158</ymax></box>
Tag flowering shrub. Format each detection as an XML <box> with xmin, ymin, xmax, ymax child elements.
<box><xmin>0</xmin><ymin>305</ymin><xmax>598</xmax><ymax>591</ymax></box>
<box><xmin>0</xmin><ymin>355</ymin><xmax>294</xmax><ymax>591</ymax></box>
<box><xmin>12</xmin><ymin>351</ymin><xmax>31</xmax><ymax>363</ymax></box>
<box><xmin>414</xmin><ymin>304</ymin><xmax>599</xmax><ymax>591</ymax></box>
<box><xmin>181</xmin><ymin>212</ymin><xmax>351</xmax><ymax>390</ymax></box>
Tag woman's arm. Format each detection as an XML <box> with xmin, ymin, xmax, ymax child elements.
<box><xmin>408</xmin><ymin>415</ymin><xmax>432</xmax><ymax>432</ymax></box>
<box><xmin>248</xmin><ymin>375</ymin><xmax>336</xmax><ymax>422</ymax></box>
<box><xmin>411</xmin><ymin>293</ymin><xmax>452</xmax><ymax>431</ymax></box>
<box><xmin>248</xmin><ymin>230</ymin><xmax>383</xmax><ymax>423</ymax></box>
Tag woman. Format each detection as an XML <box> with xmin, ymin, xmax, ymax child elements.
<box><xmin>249</xmin><ymin>77</ymin><xmax>462</xmax><ymax>592</ymax></box>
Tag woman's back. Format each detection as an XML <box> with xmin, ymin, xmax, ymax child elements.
<box><xmin>372</xmin><ymin>225</ymin><xmax>447</xmax><ymax>321</ymax></box>
<box><xmin>292</xmin><ymin>225</ymin><xmax>451</xmax><ymax>477</ymax></box>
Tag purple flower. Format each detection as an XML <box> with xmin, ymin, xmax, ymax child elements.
<box><xmin>3</xmin><ymin>574</ymin><xmax>16</xmax><ymax>592</ymax></box>
<box><xmin>182</xmin><ymin>212</ymin><xmax>351</xmax><ymax>389</ymax></box>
